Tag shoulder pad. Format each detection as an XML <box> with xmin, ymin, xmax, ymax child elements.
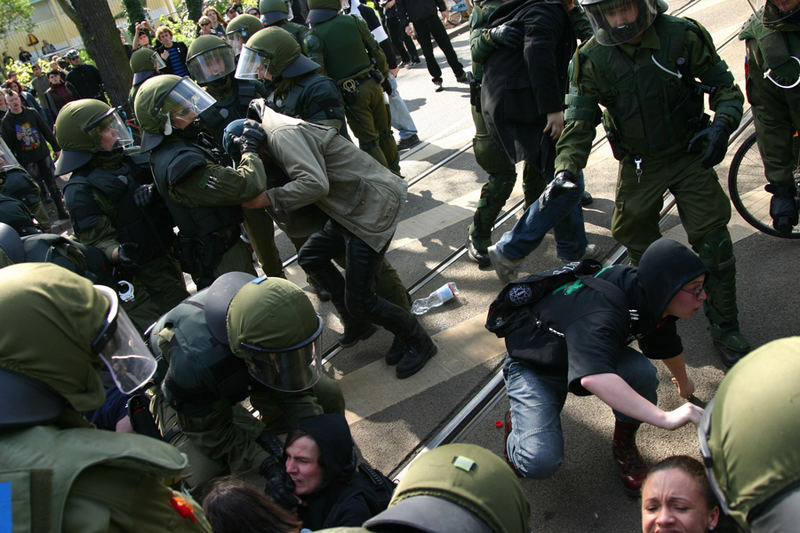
<box><xmin>167</xmin><ymin>145</ymin><xmax>208</xmax><ymax>187</ymax></box>
<box><xmin>303</xmin><ymin>31</ymin><xmax>322</xmax><ymax>52</ymax></box>
<box><xmin>738</xmin><ymin>13</ymin><xmax>762</xmax><ymax>40</ymax></box>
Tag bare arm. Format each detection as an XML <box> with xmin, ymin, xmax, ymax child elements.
<box><xmin>661</xmin><ymin>352</ymin><xmax>695</xmax><ymax>399</ymax></box>
<box><xmin>580</xmin><ymin>373</ymin><xmax>703</xmax><ymax>429</ymax></box>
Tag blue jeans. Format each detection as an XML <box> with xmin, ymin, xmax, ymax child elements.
<box><xmin>503</xmin><ymin>347</ymin><xmax>658</xmax><ymax>478</ymax></box>
<box><xmin>495</xmin><ymin>171</ymin><xmax>588</xmax><ymax>261</ymax></box>
<box><xmin>388</xmin><ymin>74</ymin><xmax>417</xmax><ymax>140</ymax></box>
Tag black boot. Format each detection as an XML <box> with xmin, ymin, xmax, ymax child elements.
<box><xmin>611</xmin><ymin>419</ymin><xmax>649</xmax><ymax>493</ymax></box>
<box><xmin>339</xmin><ymin>321</ymin><xmax>377</xmax><ymax>348</ymax></box>
<box><xmin>385</xmin><ymin>334</ymin><xmax>406</xmax><ymax>365</ymax></box>
<box><xmin>396</xmin><ymin>322</ymin><xmax>437</xmax><ymax>379</ymax></box>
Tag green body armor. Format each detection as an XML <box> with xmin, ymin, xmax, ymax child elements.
<box><xmin>0</xmin><ymin>194</ymin><xmax>38</xmax><ymax>235</ymax></box>
<box><xmin>268</xmin><ymin>72</ymin><xmax>345</xmax><ymax>126</ymax></box>
<box><xmin>307</xmin><ymin>14</ymin><xmax>373</xmax><ymax>81</ymax></box>
<box><xmin>0</xmin><ymin>168</ymin><xmax>41</xmax><ymax>208</ymax></box>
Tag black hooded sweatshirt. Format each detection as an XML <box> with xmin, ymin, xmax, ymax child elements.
<box><xmin>295</xmin><ymin>414</ymin><xmax>374</xmax><ymax>531</ymax></box>
<box><xmin>504</xmin><ymin>238</ymin><xmax>707</xmax><ymax>395</ymax></box>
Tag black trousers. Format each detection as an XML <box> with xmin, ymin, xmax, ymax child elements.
<box><xmin>411</xmin><ymin>15</ymin><xmax>464</xmax><ymax>83</ymax></box>
<box><xmin>298</xmin><ymin>220</ymin><xmax>416</xmax><ymax>338</ymax></box>
<box><xmin>387</xmin><ymin>16</ymin><xmax>419</xmax><ymax>63</ymax></box>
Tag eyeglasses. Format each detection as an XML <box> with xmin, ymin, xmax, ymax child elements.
<box><xmin>201</xmin><ymin>22</ymin><xmax>211</xmax><ymax>26</ymax></box>
<box><xmin>680</xmin><ymin>284</ymin><xmax>706</xmax><ymax>299</ymax></box>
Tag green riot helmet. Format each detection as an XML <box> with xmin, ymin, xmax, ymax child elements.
<box><xmin>0</xmin><ymin>136</ymin><xmax>22</xmax><ymax>173</ymax></box>
<box><xmin>365</xmin><ymin>444</ymin><xmax>531</xmax><ymax>533</ymax></box>
<box><xmin>236</xmin><ymin>26</ymin><xmax>319</xmax><ymax>79</ymax></box>
<box><xmin>53</xmin><ymin>99</ymin><xmax>134</xmax><ymax>175</ymax></box>
<box><xmin>130</xmin><ymin>48</ymin><xmax>166</xmax><ymax>86</ymax></box>
<box><xmin>134</xmin><ymin>74</ymin><xmax>217</xmax><ymax>151</ymax></box>
<box><xmin>226</xmin><ymin>14</ymin><xmax>266</xmax><ymax>56</ymax></box>
<box><xmin>0</xmin><ymin>263</ymin><xmax>158</xmax><ymax>415</ymax></box>
<box><xmin>186</xmin><ymin>35</ymin><xmax>237</xmax><ymax>85</ymax></box>
<box><xmin>307</xmin><ymin>0</ymin><xmax>341</xmax><ymax>10</ymax></box>
<box><xmin>580</xmin><ymin>0</ymin><xmax>659</xmax><ymax>45</ymax></box>
<box><xmin>215</xmin><ymin>274</ymin><xmax>324</xmax><ymax>392</ymax></box>
<box><xmin>259</xmin><ymin>0</ymin><xmax>291</xmax><ymax>24</ymax></box>
<box><xmin>697</xmin><ymin>337</ymin><xmax>800</xmax><ymax>531</ymax></box>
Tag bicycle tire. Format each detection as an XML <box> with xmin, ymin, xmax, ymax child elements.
<box><xmin>728</xmin><ymin>132</ymin><xmax>800</xmax><ymax>239</ymax></box>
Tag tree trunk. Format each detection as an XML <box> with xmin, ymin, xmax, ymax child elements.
<box><xmin>186</xmin><ymin>0</ymin><xmax>203</xmax><ymax>21</ymax></box>
<box><xmin>58</xmin><ymin>0</ymin><xmax>133</xmax><ymax>109</ymax></box>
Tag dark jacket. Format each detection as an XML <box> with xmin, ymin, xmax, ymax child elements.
<box><xmin>66</xmin><ymin>63</ymin><xmax>105</xmax><ymax>100</ymax></box>
<box><xmin>45</xmin><ymin>82</ymin><xmax>79</xmax><ymax>119</ymax></box>
<box><xmin>396</xmin><ymin>0</ymin><xmax>447</xmax><ymax>26</ymax></box>
<box><xmin>481</xmin><ymin>0</ymin><xmax>575</xmax><ymax>164</ymax></box>
<box><xmin>1</xmin><ymin>107</ymin><xmax>60</xmax><ymax>164</ymax></box>
<box><xmin>295</xmin><ymin>414</ymin><xmax>374</xmax><ymax>531</ymax></box>
<box><xmin>154</xmin><ymin>41</ymin><xmax>189</xmax><ymax>76</ymax></box>
<box><xmin>502</xmin><ymin>239</ymin><xmax>707</xmax><ymax>395</ymax></box>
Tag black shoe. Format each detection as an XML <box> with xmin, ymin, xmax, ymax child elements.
<box><xmin>411</xmin><ymin>58</ymin><xmax>421</xmax><ymax>65</ymax></box>
<box><xmin>339</xmin><ymin>322</ymin><xmax>377</xmax><ymax>348</ymax></box>
<box><xmin>455</xmin><ymin>72</ymin><xmax>469</xmax><ymax>84</ymax></box>
<box><xmin>396</xmin><ymin>325</ymin><xmax>437</xmax><ymax>379</ymax></box>
<box><xmin>433</xmin><ymin>79</ymin><xmax>444</xmax><ymax>92</ymax></box>
<box><xmin>397</xmin><ymin>134</ymin><xmax>421</xmax><ymax>151</ymax></box>
<box><xmin>580</xmin><ymin>190</ymin><xmax>593</xmax><ymax>207</ymax></box>
<box><xmin>385</xmin><ymin>335</ymin><xmax>407</xmax><ymax>365</ymax></box>
<box><xmin>466</xmin><ymin>235</ymin><xmax>490</xmax><ymax>267</ymax></box>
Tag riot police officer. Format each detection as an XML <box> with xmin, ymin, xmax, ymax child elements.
<box><xmin>186</xmin><ymin>36</ymin><xmax>284</xmax><ymax>278</ymax></box>
<box><xmin>134</xmin><ymin>74</ymin><xmax>260</xmax><ymax>289</ymax></box>
<box><xmin>304</xmin><ymin>0</ymin><xmax>401</xmax><ymax>174</ymax></box>
<box><xmin>555</xmin><ymin>0</ymin><xmax>750</xmax><ymax>366</ymax></box>
<box><xmin>225</xmin><ymin>13</ymin><xmax>267</xmax><ymax>58</ymax></box>
<box><xmin>739</xmin><ymin>0</ymin><xmax>800</xmax><ymax>234</ymax></box>
<box><xmin>260</xmin><ymin>0</ymin><xmax>310</xmax><ymax>43</ymax></box>
<box><xmin>0</xmin><ymin>138</ymin><xmax>51</xmax><ymax>231</ymax></box>
<box><xmin>54</xmin><ymin>99</ymin><xmax>189</xmax><ymax>331</ymax></box>
<box><xmin>0</xmin><ymin>262</ymin><xmax>212</xmax><ymax>532</ymax></box>
<box><xmin>129</xmin><ymin>47</ymin><xmax>166</xmax><ymax>107</ymax></box>
<box><xmin>148</xmin><ymin>272</ymin><xmax>345</xmax><ymax>496</ymax></box>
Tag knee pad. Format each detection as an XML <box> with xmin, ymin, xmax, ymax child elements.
<box><xmin>696</xmin><ymin>228</ymin><xmax>735</xmax><ymax>274</ymax></box>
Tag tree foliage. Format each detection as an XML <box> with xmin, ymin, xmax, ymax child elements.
<box><xmin>122</xmin><ymin>0</ymin><xmax>148</xmax><ymax>39</ymax></box>
<box><xmin>0</xmin><ymin>0</ymin><xmax>34</xmax><ymax>43</ymax></box>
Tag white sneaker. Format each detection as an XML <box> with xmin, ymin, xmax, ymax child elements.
<box><xmin>488</xmin><ymin>245</ymin><xmax>521</xmax><ymax>284</ymax></box>
<box><xmin>559</xmin><ymin>243</ymin><xmax>602</xmax><ymax>264</ymax></box>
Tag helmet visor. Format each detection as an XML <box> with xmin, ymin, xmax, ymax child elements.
<box><xmin>157</xmin><ymin>77</ymin><xmax>217</xmax><ymax>129</ymax></box>
<box><xmin>0</xmin><ymin>137</ymin><xmax>22</xmax><ymax>172</ymax></box>
<box><xmin>582</xmin><ymin>0</ymin><xmax>657</xmax><ymax>45</ymax></box>
<box><xmin>92</xmin><ymin>285</ymin><xmax>158</xmax><ymax>394</ymax></box>
<box><xmin>235</xmin><ymin>45</ymin><xmax>271</xmax><ymax>80</ymax></box>
<box><xmin>239</xmin><ymin>315</ymin><xmax>323</xmax><ymax>392</ymax></box>
<box><xmin>85</xmin><ymin>107</ymin><xmax>134</xmax><ymax>151</ymax></box>
<box><xmin>150</xmin><ymin>50</ymin><xmax>167</xmax><ymax>71</ymax></box>
<box><xmin>226</xmin><ymin>28</ymin><xmax>249</xmax><ymax>56</ymax></box>
<box><xmin>187</xmin><ymin>44</ymin><xmax>236</xmax><ymax>84</ymax></box>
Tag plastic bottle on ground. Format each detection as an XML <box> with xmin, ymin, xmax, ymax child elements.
<box><xmin>411</xmin><ymin>282</ymin><xmax>459</xmax><ymax>315</ymax></box>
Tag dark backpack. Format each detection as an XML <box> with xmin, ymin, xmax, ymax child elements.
<box><xmin>486</xmin><ymin>259</ymin><xmax>630</xmax><ymax>339</ymax></box>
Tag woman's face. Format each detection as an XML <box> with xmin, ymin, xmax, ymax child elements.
<box><xmin>285</xmin><ymin>436</ymin><xmax>324</xmax><ymax>496</ymax></box>
<box><xmin>207</xmin><ymin>10</ymin><xmax>219</xmax><ymax>23</ymax></box>
<box><xmin>641</xmin><ymin>468</ymin><xmax>719</xmax><ymax>533</ymax></box>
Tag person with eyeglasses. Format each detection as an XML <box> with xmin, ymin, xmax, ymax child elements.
<box><xmin>492</xmin><ymin>238</ymin><xmax>706</xmax><ymax>493</ymax></box>
<box><xmin>697</xmin><ymin>336</ymin><xmax>800</xmax><ymax>533</ymax></box>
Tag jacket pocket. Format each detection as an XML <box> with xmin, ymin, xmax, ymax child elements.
<box><xmin>343</xmin><ymin>179</ymin><xmax>401</xmax><ymax>233</ymax></box>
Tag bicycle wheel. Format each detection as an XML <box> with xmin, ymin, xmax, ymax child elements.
<box><xmin>728</xmin><ymin>132</ymin><xmax>800</xmax><ymax>239</ymax></box>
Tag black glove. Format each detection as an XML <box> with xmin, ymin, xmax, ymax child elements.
<box><xmin>382</xmin><ymin>77</ymin><xmax>393</xmax><ymax>96</ymax></box>
<box><xmin>686</xmin><ymin>117</ymin><xmax>731</xmax><ymax>169</ymax></box>
<box><xmin>539</xmin><ymin>170</ymin><xmax>579</xmax><ymax>211</ymax></box>
<box><xmin>260</xmin><ymin>456</ymin><xmax>297</xmax><ymax>511</ymax></box>
<box><xmin>488</xmin><ymin>23</ymin><xmax>523</xmax><ymax>49</ymax></box>
<box><xmin>116</xmin><ymin>242</ymin><xmax>141</xmax><ymax>270</ymax></box>
<box><xmin>765</xmin><ymin>182</ymin><xmax>799</xmax><ymax>235</ymax></box>
<box><xmin>236</xmin><ymin>119</ymin><xmax>267</xmax><ymax>155</ymax></box>
<box><xmin>133</xmin><ymin>184</ymin><xmax>153</xmax><ymax>207</ymax></box>
<box><xmin>256</xmin><ymin>430</ymin><xmax>284</xmax><ymax>458</ymax></box>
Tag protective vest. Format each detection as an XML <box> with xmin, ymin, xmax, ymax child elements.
<box><xmin>0</xmin><ymin>424</ymin><xmax>191</xmax><ymax>532</ymax></box>
<box><xmin>284</xmin><ymin>21</ymin><xmax>310</xmax><ymax>44</ymax></box>
<box><xmin>579</xmin><ymin>15</ymin><xmax>707</xmax><ymax>156</ymax></box>
<box><xmin>740</xmin><ymin>14</ymin><xmax>800</xmax><ymax>87</ymax></box>
<box><xmin>0</xmin><ymin>168</ymin><xmax>40</xmax><ymax>208</ymax></box>
<box><xmin>308</xmin><ymin>15</ymin><xmax>372</xmax><ymax>81</ymax></box>
<box><xmin>64</xmin><ymin>161</ymin><xmax>175</xmax><ymax>263</ymax></box>
<box><xmin>150</xmin><ymin>140</ymin><xmax>243</xmax><ymax>240</ymax></box>
<box><xmin>156</xmin><ymin>290</ymin><xmax>252</xmax><ymax>417</ymax></box>
<box><xmin>268</xmin><ymin>72</ymin><xmax>344</xmax><ymax>124</ymax></box>
<box><xmin>204</xmin><ymin>78</ymin><xmax>270</xmax><ymax>145</ymax></box>
<box><xmin>469</xmin><ymin>0</ymin><xmax>504</xmax><ymax>81</ymax></box>
<box><xmin>0</xmin><ymin>193</ymin><xmax>38</xmax><ymax>235</ymax></box>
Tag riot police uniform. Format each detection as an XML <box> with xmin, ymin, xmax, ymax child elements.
<box><xmin>0</xmin><ymin>138</ymin><xmax>51</xmax><ymax>231</ymax></box>
<box><xmin>304</xmin><ymin>0</ymin><xmax>401</xmax><ymax>173</ymax></box>
<box><xmin>149</xmin><ymin>273</ymin><xmax>345</xmax><ymax>495</ymax></box>
<box><xmin>186</xmin><ymin>36</ymin><xmax>283</xmax><ymax>278</ymax></box>
<box><xmin>55</xmin><ymin>99</ymin><xmax>189</xmax><ymax>331</ymax></box>
<box><xmin>555</xmin><ymin>0</ymin><xmax>749</xmax><ymax>364</ymax></box>
<box><xmin>225</xmin><ymin>13</ymin><xmax>268</xmax><ymax>58</ymax></box>
<box><xmin>0</xmin><ymin>263</ymin><xmax>212</xmax><ymax>532</ymax></box>
<box><xmin>739</xmin><ymin>0</ymin><xmax>800</xmax><ymax>234</ymax></box>
<box><xmin>134</xmin><ymin>75</ymin><xmax>261</xmax><ymax>290</ymax></box>
<box><xmin>129</xmin><ymin>48</ymin><xmax>167</xmax><ymax>108</ymax></box>
<box><xmin>260</xmin><ymin>0</ymin><xmax>310</xmax><ymax>43</ymax></box>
